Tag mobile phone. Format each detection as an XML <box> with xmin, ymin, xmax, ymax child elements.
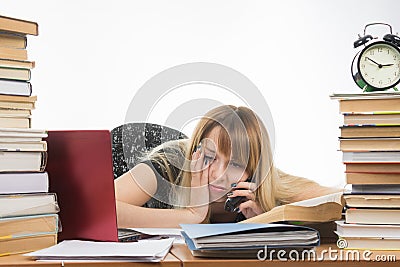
<box><xmin>224</xmin><ymin>177</ymin><xmax>252</xmax><ymax>212</ymax></box>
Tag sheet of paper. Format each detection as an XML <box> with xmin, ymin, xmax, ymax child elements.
<box><xmin>25</xmin><ymin>238</ymin><xmax>174</xmax><ymax>262</ymax></box>
<box><xmin>130</xmin><ymin>228</ymin><xmax>185</xmax><ymax>244</ymax></box>
<box><xmin>131</xmin><ymin>228</ymin><xmax>182</xmax><ymax>236</ymax></box>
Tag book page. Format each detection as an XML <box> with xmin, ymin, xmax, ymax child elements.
<box><xmin>330</xmin><ymin>91</ymin><xmax>400</xmax><ymax>100</ymax></box>
<box><xmin>288</xmin><ymin>192</ymin><xmax>343</xmax><ymax>207</ymax></box>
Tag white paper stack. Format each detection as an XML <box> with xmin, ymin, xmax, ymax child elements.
<box><xmin>25</xmin><ymin>239</ymin><xmax>174</xmax><ymax>262</ymax></box>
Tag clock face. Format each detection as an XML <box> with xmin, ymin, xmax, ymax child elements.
<box><xmin>358</xmin><ymin>41</ymin><xmax>400</xmax><ymax>89</ymax></box>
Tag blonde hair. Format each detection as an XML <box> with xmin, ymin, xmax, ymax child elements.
<box><xmin>148</xmin><ymin>105</ymin><xmax>319</xmax><ymax>219</ymax></box>
<box><xmin>147</xmin><ymin>139</ymin><xmax>188</xmax><ymax>185</ymax></box>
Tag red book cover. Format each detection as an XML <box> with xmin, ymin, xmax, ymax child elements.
<box><xmin>46</xmin><ymin>130</ymin><xmax>118</xmax><ymax>242</ymax></box>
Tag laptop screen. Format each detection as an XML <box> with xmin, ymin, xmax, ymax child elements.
<box><xmin>46</xmin><ymin>130</ymin><xmax>118</xmax><ymax>242</ymax></box>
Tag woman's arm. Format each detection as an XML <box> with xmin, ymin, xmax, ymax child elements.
<box><xmin>115</xmin><ymin>200</ymin><xmax>204</xmax><ymax>228</ymax></box>
<box><xmin>114</xmin><ymin>162</ymin><xmax>208</xmax><ymax>228</ymax></box>
<box><xmin>114</xmin><ymin>164</ymin><xmax>156</xmax><ymax>207</ymax></box>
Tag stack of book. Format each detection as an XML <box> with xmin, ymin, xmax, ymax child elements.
<box><xmin>0</xmin><ymin>15</ymin><xmax>37</xmax><ymax>128</ymax></box>
<box><xmin>0</xmin><ymin>15</ymin><xmax>59</xmax><ymax>256</ymax></box>
<box><xmin>331</xmin><ymin>91</ymin><xmax>400</xmax><ymax>250</ymax></box>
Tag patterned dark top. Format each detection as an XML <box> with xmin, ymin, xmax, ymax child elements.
<box><xmin>141</xmin><ymin>156</ymin><xmax>183</xmax><ymax>209</ymax></box>
<box><xmin>111</xmin><ymin>123</ymin><xmax>188</xmax><ymax>209</ymax></box>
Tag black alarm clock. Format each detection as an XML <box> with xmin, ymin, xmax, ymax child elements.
<box><xmin>351</xmin><ymin>23</ymin><xmax>400</xmax><ymax>92</ymax></box>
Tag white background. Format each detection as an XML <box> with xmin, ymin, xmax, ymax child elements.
<box><xmin>2</xmin><ymin>0</ymin><xmax>400</xmax><ymax>187</ymax></box>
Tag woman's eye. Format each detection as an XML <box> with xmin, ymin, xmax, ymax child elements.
<box><xmin>204</xmin><ymin>155</ymin><xmax>215</xmax><ymax>162</ymax></box>
<box><xmin>229</xmin><ymin>161</ymin><xmax>243</xmax><ymax>168</ymax></box>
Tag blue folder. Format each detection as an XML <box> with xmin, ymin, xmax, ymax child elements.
<box><xmin>180</xmin><ymin>223</ymin><xmax>320</xmax><ymax>252</ymax></box>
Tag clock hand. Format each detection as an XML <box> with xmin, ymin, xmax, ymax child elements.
<box><xmin>366</xmin><ymin>57</ymin><xmax>381</xmax><ymax>67</ymax></box>
<box><xmin>381</xmin><ymin>63</ymin><xmax>394</xmax><ymax>67</ymax></box>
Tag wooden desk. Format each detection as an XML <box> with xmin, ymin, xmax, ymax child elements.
<box><xmin>1</xmin><ymin>244</ymin><xmax>399</xmax><ymax>267</ymax></box>
<box><xmin>0</xmin><ymin>253</ymin><xmax>181</xmax><ymax>267</ymax></box>
<box><xmin>170</xmin><ymin>244</ymin><xmax>400</xmax><ymax>267</ymax></box>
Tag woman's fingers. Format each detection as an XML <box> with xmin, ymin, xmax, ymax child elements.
<box><xmin>239</xmin><ymin>200</ymin><xmax>257</xmax><ymax>210</ymax></box>
<box><xmin>229</xmin><ymin>180</ymin><xmax>256</xmax><ymax>201</ymax></box>
<box><xmin>189</xmin><ymin>145</ymin><xmax>210</xmax><ymax>209</ymax></box>
<box><xmin>229</xmin><ymin>188</ymin><xmax>255</xmax><ymax>201</ymax></box>
<box><xmin>200</xmin><ymin>159</ymin><xmax>210</xmax><ymax>186</ymax></box>
<box><xmin>190</xmin><ymin>150</ymin><xmax>204</xmax><ymax>188</ymax></box>
<box><xmin>235</xmin><ymin>181</ymin><xmax>257</xmax><ymax>191</ymax></box>
<box><xmin>190</xmin><ymin>150</ymin><xmax>202</xmax><ymax>171</ymax></box>
<box><xmin>238</xmin><ymin>200</ymin><xmax>264</xmax><ymax>218</ymax></box>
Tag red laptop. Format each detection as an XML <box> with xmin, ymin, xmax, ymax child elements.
<box><xmin>46</xmin><ymin>130</ymin><xmax>118</xmax><ymax>242</ymax></box>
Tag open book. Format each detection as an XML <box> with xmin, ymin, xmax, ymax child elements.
<box><xmin>240</xmin><ymin>192</ymin><xmax>344</xmax><ymax>224</ymax></box>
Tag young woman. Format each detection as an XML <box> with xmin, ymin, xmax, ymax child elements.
<box><xmin>114</xmin><ymin>105</ymin><xmax>339</xmax><ymax>228</ymax></box>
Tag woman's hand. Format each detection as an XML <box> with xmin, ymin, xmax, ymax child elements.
<box><xmin>231</xmin><ymin>181</ymin><xmax>264</xmax><ymax>219</ymax></box>
<box><xmin>187</xmin><ymin>145</ymin><xmax>210</xmax><ymax>222</ymax></box>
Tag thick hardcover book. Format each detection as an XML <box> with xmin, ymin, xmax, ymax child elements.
<box><xmin>343</xmin><ymin>151</ymin><xmax>400</xmax><ymax>163</ymax></box>
<box><xmin>0</xmin><ymin>117</ymin><xmax>30</xmax><ymax>128</ymax></box>
<box><xmin>336</xmin><ymin>220</ymin><xmax>400</xmax><ymax>238</ymax></box>
<box><xmin>0</xmin><ymin>67</ymin><xmax>31</xmax><ymax>81</ymax></box>
<box><xmin>343</xmin><ymin>112</ymin><xmax>400</xmax><ymax>125</ymax></box>
<box><xmin>0</xmin><ymin>109</ymin><xmax>31</xmax><ymax>118</ymax></box>
<box><xmin>0</xmin><ymin>94</ymin><xmax>36</xmax><ymax>110</ymax></box>
<box><xmin>0</xmin><ymin>127</ymin><xmax>47</xmax><ymax>142</ymax></box>
<box><xmin>345</xmin><ymin>163</ymin><xmax>400</xmax><ymax>174</ymax></box>
<box><xmin>0</xmin><ymin>79</ymin><xmax>32</xmax><ymax>96</ymax></box>
<box><xmin>330</xmin><ymin>92</ymin><xmax>400</xmax><ymax>113</ymax></box>
<box><xmin>0</xmin><ymin>100</ymin><xmax>34</xmax><ymax>110</ymax></box>
<box><xmin>339</xmin><ymin>137</ymin><xmax>400</xmax><ymax>152</ymax></box>
<box><xmin>346</xmin><ymin>208</ymin><xmax>400</xmax><ymax>224</ymax></box>
<box><xmin>0</xmin><ymin>151</ymin><xmax>47</xmax><ymax>172</ymax></box>
<box><xmin>344</xmin><ymin>194</ymin><xmax>400</xmax><ymax>208</ymax></box>
<box><xmin>0</xmin><ymin>15</ymin><xmax>38</xmax><ymax>36</ymax></box>
<box><xmin>351</xmin><ymin>184</ymin><xmax>400</xmax><ymax>194</ymax></box>
<box><xmin>0</xmin><ymin>193</ymin><xmax>59</xmax><ymax>218</ymax></box>
<box><xmin>0</xmin><ymin>172</ymin><xmax>49</xmax><ymax>194</ymax></box>
<box><xmin>0</xmin><ymin>58</ymin><xmax>35</xmax><ymax>69</ymax></box>
<box><xmin>346</xmin><ymin>172</ymin><xmax>400</xmax><ymax>184</ymax></box>
<box><xmin>340</xmin><ymin>125</ymin><xmax>400</xmax><ymax>138</ymax></box>
<box><xmin>0</xmin><ymin>94</ymin><xmax>36</xmax><ymax>103</ymax></box>
<box><xmin>0</xmin><ymin>117</ymin><xmax>31</xmax><ymax>129</ymax></box>
<box><xmin>0</xmin><ymin>234</ymin><xmax>56</xmax><ymax>256</ymax></box>
<box><xmin>339</xmin><ymin>98</ymin><xmax>400</xmax><ymax>113</ymax></box>
<box><xmin>0</xmin><ymin>214</ymin><xmax>58</xmax><ymax>239</ymax></box>
<box><xmin>0</xmin><ymin>31</ymin><xmax>27</xmax><ymax>49</ymax></box>
<box><xmin>0</xmin><ymin>47</ymin><xmax>27</xmax><ymax>61</ymax></box>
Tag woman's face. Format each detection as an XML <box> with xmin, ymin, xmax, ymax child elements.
<box><xmin>202</xmin><ymin>127</ymin><xmax>250</xmax><ymax>203</ymax></box>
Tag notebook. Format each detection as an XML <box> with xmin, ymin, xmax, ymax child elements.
<box><xmin>46</xmin><ymin>130</ymin><xmax>137</xmax><ymax>242</ymax></box>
